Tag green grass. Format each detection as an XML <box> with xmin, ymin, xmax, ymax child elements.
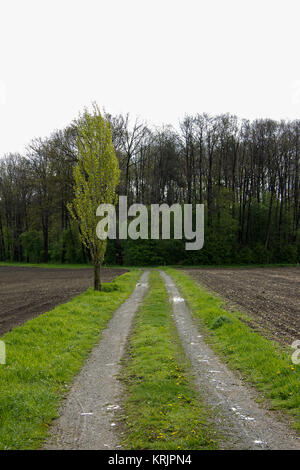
<box><xmin>167</xmin><ymin>263</ymin><xmax>298</xmax><ymax>269</ymax></box>
<box><xmin>1</xmin><ymin>261</ymin><xmax>297</xmax><ymax>270</ymax></box>
<box><xmin>165</xmin><ymin>268</ymin><xmax>300</xmax><ymax>432</ymax></box>
<box><xmin>0</xmin><ymin>261</ymin><xmax>93</xmax><ymax>269</ymax></box>
<box><xmin>0</xmin><ymin>270</ymin><xmax>140</xmax><ymax>450</ymax></box>
<box><xmin>121</xmin><ymin>271</ymin><xmax>218</xmax><ymax>450</ymax></box>
<box><xmin>0</xmin><ymin>261</ymin><xmax>137</xmax><ymax>270</ymax></box>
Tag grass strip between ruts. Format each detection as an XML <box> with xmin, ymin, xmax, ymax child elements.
<box><xmin>121</xmin><ymin>270</ymin><xmax>218</xmax><ymax>450</ymax></box>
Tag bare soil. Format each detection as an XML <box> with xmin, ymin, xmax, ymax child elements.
<box><xmin>182</xmin><ymin>267</ymin><xmax>300</xmax><ymax>345</ymax></box>
<box><xmin>0</xmin><ymin>266</ymin><xmax>127</xmax><ymax>336</ymax></box>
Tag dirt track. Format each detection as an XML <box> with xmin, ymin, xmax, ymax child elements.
<box><xmin>182</xmin><ymin>267</ymin><xmax>300</xmax><ymax>345</ymax></box>
<box><xmin>0</xmin><ymin>266</ymin><xmax>127</xmax><ymax>336</ymax></box>
<box><xmin>44</xmin><ymin>272</ymin><xmax>149</xmax><ymax>450</ymax></box>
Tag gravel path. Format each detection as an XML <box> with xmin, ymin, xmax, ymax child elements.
<box><xmin>160</xmin><ymin>270</ymin><xmax>300</xmax><ymax>450</ymax></box>
<box><xmin>44</xmin><ymin>271</ymin><xmax>149</xmax><ymax>450</ymax></box>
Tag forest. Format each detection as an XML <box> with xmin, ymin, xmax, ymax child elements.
<box><xmin>0</xmin><ymin>112</ymin><xmax>299</xmax><ymax>266</ymax></box>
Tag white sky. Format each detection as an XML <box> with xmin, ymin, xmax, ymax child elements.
<box><xmin>0</xmin><ymin>0</ymin><xmax>300</xmax><ymax>156</ymax></box>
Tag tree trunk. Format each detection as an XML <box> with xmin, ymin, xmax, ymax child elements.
<box><xmin>42</xmin><ymin>222</ymin><xmax>48</xmax><ymax>263</ymax></box>
<box><xmin>265</xmin><ymin>188</ymin><xmax>274</xmax><ymax>250</ymax></box>
<box><xmin>94</xmin><ymin>262</ymin><xmax>101</xmax><ymax>291</ymax></box>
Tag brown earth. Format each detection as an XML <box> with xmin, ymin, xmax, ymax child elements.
<box><xmin>181</xmin><ymin>267</ymin><xmax>300</xmax><ymax>345</ymax></box>
<box><xmin>0</xmin><ymin>266</ymin><xmax>127</xmax><ymax>336</ymax></box>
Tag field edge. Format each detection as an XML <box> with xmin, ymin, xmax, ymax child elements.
<box><xmin>0</xmin><ymin>269</ymin><xmax>141</xmax><ymax>450</ymax></box>
<box><xmin>164</xmin><ymin>267</ymin><xmax>300</xmax><ymax>434</ymax></box>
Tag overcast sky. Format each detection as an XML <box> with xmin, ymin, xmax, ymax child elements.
<box><xmin>0</xmin><ymin>0</ymin><xmax>300</xmax><ymax>156</ymax></box>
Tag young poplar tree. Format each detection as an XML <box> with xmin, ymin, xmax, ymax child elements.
<box><xmin>68</xmin><ymin>104</ymin><xmax>119</xmax><ymax>290</ymax></box>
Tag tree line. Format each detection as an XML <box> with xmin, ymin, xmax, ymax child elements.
<box><xmin>0</xmin><ymin>111</ymin><xmax>299</xmax><ymax>265</ymax></box>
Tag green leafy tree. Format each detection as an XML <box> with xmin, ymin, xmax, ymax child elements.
<box><xmin>68</xmin><ymin>104</ymin><xmax>119</xmax><ymax>290</ymax></box>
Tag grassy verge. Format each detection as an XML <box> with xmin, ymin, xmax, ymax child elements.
<box><xmin>165</xmin><ymin>268</ymin><xmax>300</xmax><ymax>432</ymax></box>
<box><xmin>1</xmin><ymin>262</ymin><xmax>297</xmax><ymax>270</ymax></box>
<box><xmin>121</xmin><ymin>271</ymin><xmax>218</xmax><ymax>450</ymax></box>
<box><xmin>167</xmin><ymin>263</ymin><xmax>298</xmax><ymax>269</ymax></box>
<box><xmin>0</xmin><ymin>261</ymin><xmax>93</xmax><ymax>269</ymax></box>
<box><xmin>0</xmin><ymin>270</ymin><xmax>140</xmax><ymax>450</ymax></box>
<box><xmin>0</xmin><ymin>261</ymin><xmax>137</xmax><ymax>270</ymax></box>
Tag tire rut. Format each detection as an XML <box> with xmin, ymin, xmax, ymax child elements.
<box><xmin>160</xmin><ymin>270</ymin><xmax>300</xmax><ymax>450</ymax></box>
<box><xmin>44</xmin><ymin>271</ymin><xmax>149</xmax><ymax>450</ymax></box>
